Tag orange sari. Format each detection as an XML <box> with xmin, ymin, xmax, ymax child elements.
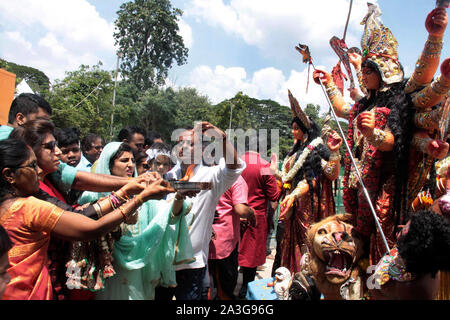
<box><xmin>0</xmin><ymin>197</ymin><xmax>63</xmax><ymax>300</ymax></box>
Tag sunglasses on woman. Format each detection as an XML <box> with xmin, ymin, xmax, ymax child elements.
<box><xmin>41</xmin><ymin>140</ymin><xmax>57</xmax><ymax>152</ymax></box>
<box><xmin>15</xmin><ymin>160</ymin><xmax>38</xmax><ymax>172</ymax></box>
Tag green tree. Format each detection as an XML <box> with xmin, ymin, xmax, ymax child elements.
<box><xmin>47</xmin><ymin>63</ymin><xmax>115</xmax><ymax>139</ymax></box>
<box><xmin>304</xmin><ymin>103</ymin><xmax>321</xmax><ymax>125</ymax></box>
<box><xmin>212</xmin><ymin>92</ymin><xmax>293</xmax><ymax>158</ymax></box>
<box><xmin>173</xmin><ymin>87</ymin><xmax>214</xmax><ymax>128</ymax></box>
<box><xmin>0</xmin><ymin>58</ymin><xmax>50</xmax><ymax>95</ymax></box>
<box><xmin>114</xmin><ymin>0</ymin><xmax>188</xmax><ymax>91</ymax></box>
<box><xmin>135</xmin><ymin>87</ymin><xmax>178</xmax><ymax>142</ymax></box>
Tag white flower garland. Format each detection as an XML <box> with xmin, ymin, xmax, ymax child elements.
<box><xmin>281</xmin><ymin>137</ymin><xmax>323</xmax><ymax>183</ymax></box>
<box><xmin>436</xmin><ymin>156</ymin><xmax>450</xmax><ymax>177</ymax></box>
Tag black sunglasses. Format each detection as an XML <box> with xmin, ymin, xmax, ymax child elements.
<box><xmin>15</xmin><ymin>160</ymin><xmax>38</xmax><ymax>171</ymax></box>
<box><xmin>41</xmin><ymin>140</ymin><xmax>57</xmax><ymax>152</ymax></box>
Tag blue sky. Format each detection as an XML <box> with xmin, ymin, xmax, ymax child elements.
<box><xmin>0</xmin><ymin>0</ymin><xmax>448</xmax><ymax>114</ymax></box>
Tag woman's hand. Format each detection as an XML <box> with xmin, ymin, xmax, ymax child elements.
<box><xmin>426</xmin><ymin>7</ymin><xmax>448</xmax><ymax>37</ymax></box>
<box><xmin>121</xmin><ymin>176</ymin><xmax>148</xmax><ymax>196</ymax></box>
<box><xmin>279</xmin><ymin>194</ymin><xmax>296</xmax><ymax>221</ymax></box>
<box><xmin>140</xmin><ymin>178</ymin><xmax>175</xmax><ymax>201</ymax></box>
<box><xmin>313</xmin><ymin>69</ymin><xmax>332</xmax><ymax>85</ymax></box>
<box><xmin>327</xmin><ymin>130</ymin><xmax>343</xmax><ymax>152</ymax></box>
<box><xmin>357</xmin><ymin>111</ymin><xmax>376</xmax><ymax>138</ymax></box>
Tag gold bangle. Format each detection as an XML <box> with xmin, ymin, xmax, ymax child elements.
<box><xmin>135</xmin><ymin>194</ymin><xmax>144</xmax><ymax>205</ymax></box>
<box><xmin>431</xmin><ymin>76</ymin><xmax>450</xmax><ymax>96</ymax></box>
<box><xmin>366</xmin><ymin>128</ymin><xmax>386</xmax><ymax>148</ymax></box>
<box><xmin>118</xmin><ymin>205</ymin><xmax>129</xmax><ymax>220</ymax></box>
<box><xmin>422</xmin><ymin>36</ymin><xmax>444</xmax><ymax>59</ymax></box>
<box><xmin>113</xmin><ymin>190</ymin><xmax>128</xmax><ymax>203</ymax></box>
<box><xmin>108</xmin><ymin>196</ymin><xmax>117</xmax><ymax>210</ymax></box>
<box><xmin>93</xmin><ymin>203</ymin><xmax>103</xmax><ymax>218</ymax></box>
<box><xmin>414</xmin><ymin>108</ymin><xmax>440</xmax><ymax>130</ymax></box>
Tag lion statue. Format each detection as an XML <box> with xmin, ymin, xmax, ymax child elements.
<box><xmin>300</xmin><ymin>213</ymin><xmax>365</xmax><ymax>300</ymax></box>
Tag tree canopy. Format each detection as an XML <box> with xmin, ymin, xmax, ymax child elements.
<box><xmin>114</xmin><ymin>0</ymin><xmax>188</xmax><ymax>91</ymax></box>
<box><xmin>47</xmin><ymin>63</ymin><xmax>116</xmax><ymax>139</ymax></box>
<box><xmin>0</xmin><ymin>58</ymin><xmax>50</xmax><ymax>95</ymax></box>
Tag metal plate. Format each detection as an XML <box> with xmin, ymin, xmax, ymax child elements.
<box><xmin>169</xmin><ymin>180</ymin><xmax>212</xmax><ymax>191</ymax></box>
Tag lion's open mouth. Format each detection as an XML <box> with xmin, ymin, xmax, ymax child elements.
<box><xmin>323</xmin><ymin>250</ymin><xmax>353</xmax><ymax>277</ymax></box>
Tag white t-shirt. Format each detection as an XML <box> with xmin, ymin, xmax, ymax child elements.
<box><xmin>175</xmin><ymin>158</ymin><xmax>246</xmax><ymax>270</ymax></box>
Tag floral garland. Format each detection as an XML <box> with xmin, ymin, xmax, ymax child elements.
<box><xmin>343</xmin><ymin>104</ymin><xmax>390</xmax><ymax>237</ymax></box>
<box><xmin>281</xmin><ymin>137</ymin><xmax>323</xmax><ymax>183</ymax></box>
<box><xmin>436</xmin><ymin>156</ymin><xmax>450</xmax><ymax>177</ymax></box>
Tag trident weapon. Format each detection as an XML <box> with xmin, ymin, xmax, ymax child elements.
<box><xmin>329</xmin><ymin>0</ymin><xmax>356</xmax><ymax>90</ymax></box>
<box><xmin>296</xmin><ymin>46</ymin><xmax>391</xmax><ymax>254</ymax></box>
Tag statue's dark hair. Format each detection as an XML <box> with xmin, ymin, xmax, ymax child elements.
<box><xmin>359</xmin><ymin>61</ymin><xmax>415</xmax><ymax>226</ymax></box>
<box><xmin>288</xmin><ymin>117</ymin><xmax>330</xmax><ymax>215</ymax></box>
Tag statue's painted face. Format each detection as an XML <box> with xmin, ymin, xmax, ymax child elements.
<box><xmin>362</xmin><ymin>66</ymin><xmax>381</xmax><ymax>90</ymax></box>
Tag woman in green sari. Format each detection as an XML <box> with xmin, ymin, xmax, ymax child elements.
<box><xmin>78</xmin><ymin>142</ymin><xmax>195</xmax><ymax>300</ymax></box>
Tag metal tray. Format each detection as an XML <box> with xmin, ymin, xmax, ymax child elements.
<box><xmin>169</xmin><ymin>180</ymin><xmax>212</xmax><ymax>191</ymax></box>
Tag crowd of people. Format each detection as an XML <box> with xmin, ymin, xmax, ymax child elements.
<box><xmin>0</xmin><ymin>3</ymin><xmax>449</xmax><ymax>301</ymax></box>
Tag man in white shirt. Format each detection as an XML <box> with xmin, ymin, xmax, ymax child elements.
<box><xmin>157</xmin><ymin>121</ymin><xmax>245</xmax><ymax>300</ymax></box>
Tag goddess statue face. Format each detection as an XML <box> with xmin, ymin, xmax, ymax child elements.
<box><xmin>292</xmin><ymin>121</ymin><xmax>305</xmax><ymax>143</ymax></box>
<box><xmin>362</xmin><ymin>66</ymin><xmax>381</xmax><ymax>90</ymax></box>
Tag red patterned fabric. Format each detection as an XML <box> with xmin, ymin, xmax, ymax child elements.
<box><xmin>280</xmin><ymin>178</ymin><xmax>336</xmax><ymax>274</ymax></box>
<box><xmin>331</xmin><ymin>62</ymin><xmax>348</xmax><ymax>94</ymax></box>
<box><xmin>343</xmin><ymin>104</ymin><xmax>397</xmax><ymax>263</ymax></box>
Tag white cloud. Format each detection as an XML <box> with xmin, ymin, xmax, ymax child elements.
<box><xmin>186</xmin><ymin>63</ymin><xmax>347</xmax><ymax>115</ymax></box>
<box><xmin>186</xmin><ymin>0</ymin><xmax>378</xmax><ymax>62</ymax></box>
<box><xmin>0</xmin><ymin>0</ymin><xmax>116</xmax><ymax>81</ymax></box>
<box><xmin>4</xmin><ymin>32</ymin><xmax>33</xmax><ymax>52</ymax></box>
<box><xmin>178</xmin><ymin>18</ymin><xmax>193</xmax><ymax>49</ymax></box>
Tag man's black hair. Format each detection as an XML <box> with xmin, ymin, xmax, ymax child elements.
<box><xmin>8</xmin><ymin>93</ymin><xmax>52</xmax><ymax>124</ymax></box>
<box><xmin>397</xmin><ymin>210</ymin><xmax>450</xmax><ymax>277</ymax></box>
<box><xmin>117</xmin><ymin>126</ymin><xmax>146</xmax><ymax>142</ymax></box>
<box><xmin>54</xmin><ymin>127</ymin><xmax>80</xmax><ymax>148</ymax></box>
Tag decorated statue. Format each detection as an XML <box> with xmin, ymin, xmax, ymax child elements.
<box><xmin>269</xmin><ymin>90</ymin><xmax>343</xmax><ymax>274</ymax></box>
<box><xmin>300</xmin><ymin>214</ymin><xmax>365</xmax><ymax>300</ymax></box>
<box><xmin>312</xmin><ymin>3</ymin><xmax>449</xmax><ymax>265</ymax></box>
